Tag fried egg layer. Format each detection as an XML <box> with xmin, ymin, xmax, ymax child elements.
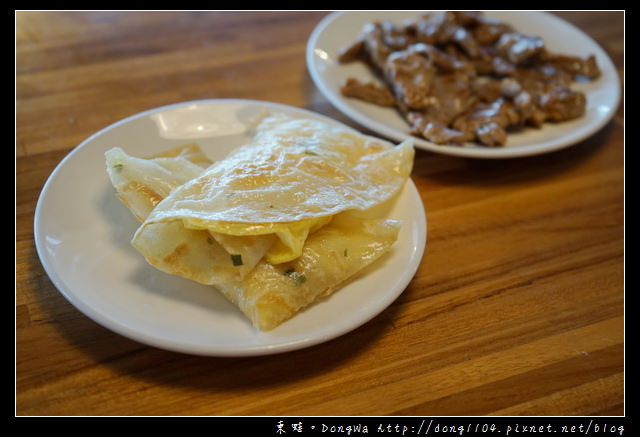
<box><xmin>136</xmin><ymin>113</ymin><xmax>413</xmax><ymax>263</ymax></box>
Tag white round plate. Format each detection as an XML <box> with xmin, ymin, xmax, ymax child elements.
<box><xmin>34</xmin><ymin>99</ymin><xmax>427</xmax><ymax>357</ymax></box>
<box><xmin>307</xmin><ymin>11</ymin><xmax>621</xmax><ymax>158</ymax></box>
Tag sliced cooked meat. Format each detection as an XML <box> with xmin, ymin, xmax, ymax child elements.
<box><xmin>407</xmin><ymin>111</ymin><xmax>469</xmax><ymax>144</ymax></box>
<box><xmin>338</xmin><ymin>39</ymin><xmax>365</xmax><ymax>63</ymax></box>
<box><xmin>476</xmin><ymin>122</ymin><xmax>508</xmax><ymax>146</ymax></box>
<box><xmin>338</xmin><ymin>11</ymin><xmax>601</xmax><ymax>147</ymax></box>
<box><xmin>471</xmin><ymin>15</ymin><xmax>515</xmax><ymax>45</ymax></box>
<box><xmin>384</xmin><ymin>48</ymin><xmax>436</xmax><ymax>109</ymax></box>
<box><xmin>538</xmin><ymin>86</ymin><xmax>587</xmax><ymax>121</ymax></box>
<box><xmin>340</xmin><ymin>78</ymin><xmax>396</xmax><ymax>107</ymax></box>
<box><xmin>496</xmin><ymin>32</ymin><xmax>545</xmax><ymax>65</ymax></box>
<box><xmin>542</xmin><ymin>53</ymin><xmax>601</xmax><ymax>79</ymax></box>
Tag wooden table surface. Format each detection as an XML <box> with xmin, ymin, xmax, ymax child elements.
<box><xmin>16</xmin><ymin>11</ymin><xmax>624</xmax><ymax>417</ymax></box>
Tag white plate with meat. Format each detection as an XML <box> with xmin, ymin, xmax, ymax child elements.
<box><xmin>306</xmin><ymin>11</ymin><xmax>620</xmax><ymax>158</ymax></box>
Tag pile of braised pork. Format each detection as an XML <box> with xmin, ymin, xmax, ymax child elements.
<box><xmin>339</xmin><ymin>11</ymin><xmax>601</xmax><ymax>147</ymax></box>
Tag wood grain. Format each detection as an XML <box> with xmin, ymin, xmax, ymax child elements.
<box><xmin>16</xmin><ymin>11</ymin><xmax>624</xmax><ymax>417</ymax></box>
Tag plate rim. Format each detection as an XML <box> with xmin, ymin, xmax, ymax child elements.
<box><xmin>306</xmin><ymin>10</ymin><xmax>621</xmax><ymax>159</ymax></box>
<box><xmin>33</xmin><ymin>98</ymin><xmax>427</xmax><ymax>357</ymax></box>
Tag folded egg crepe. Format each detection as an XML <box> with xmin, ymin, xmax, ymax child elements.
<box><xmin>105</xmin><ymin>142</ymin><xmax>213</xmax><ymax>221</ymax></box>
<box><xmin>106</xmin><ymin>113</ymin><xmax>414</xmax><ymax>330</ymax></box>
